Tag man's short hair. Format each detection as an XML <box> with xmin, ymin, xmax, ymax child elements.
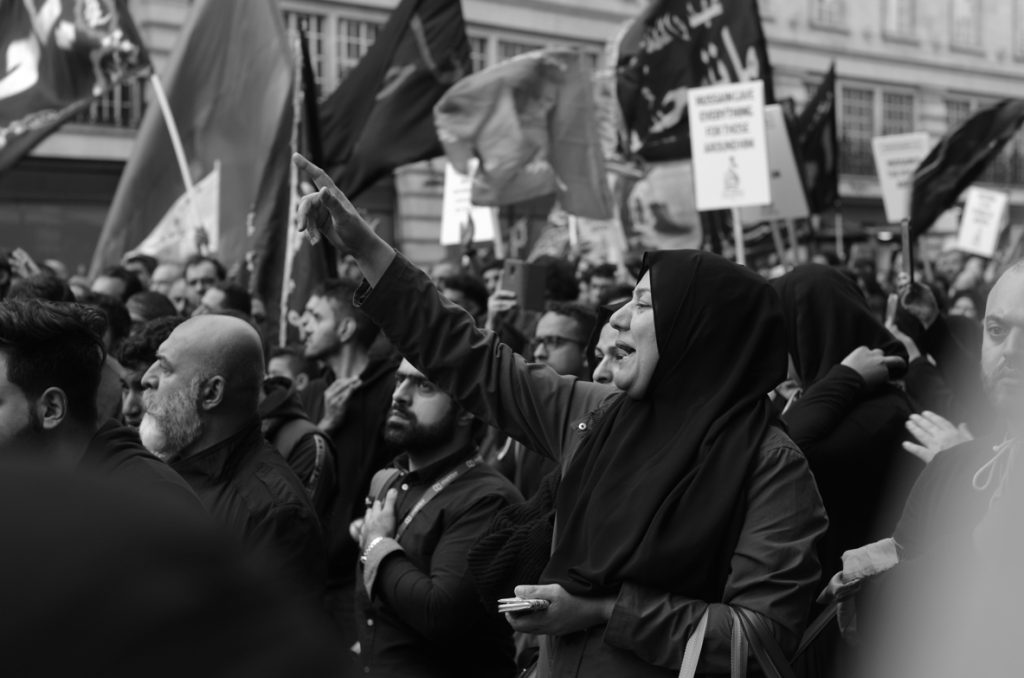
<box><xmin>311</xmin><ymin>278</ymin><xmax>379</xmax><ymax>350</ymax></box>
<box><xmin>117</xmin><ymin>316</ymin><xmax>187</xmax><ymax>372</ymax></box>
<box><xmin>79</xmin><ymin>292</ymin><xmax>132</xmax><ymax>353</ymax></box>
<box><xmin>183</xmin><ymin>255</ymin><xmax>227</xmax><ymax>281</ymax></box>
<box><xmin>269</xmin><ymin>345</ymin><xmax>314</xmax><ymax>376</ymax></box>
<box><xmin>7</xmin><ymin>273</ymin><xmax>75</xmax><ymax>302</ymax></box>
<box><xmin>542</xmin><ymin>301</ymin><xmax>597</xmax><ymax>341</ymax></box>
<box><xmin>0</xmin><ymin>300</ymin><xmax>106</xmax><ymax>425</ymax></box>
<box><xmin>99</xmin><ymin>266</ymin><xmax>144</xmax><ymax>302</ymax></box>
<box><xmin>209</xmin><ymin>282</ymin><xmax>252</xmax><ymax>316</ymax></box>
<box><xmin>482</xmin><ymin>259</ymin><xmax>504</xmax><ymax>274</ymax></box>
<box><xmin>439</xmin><ymin>273</ymin><xmax>488</xmax><ymax>315</ymax></box>
<box><xmin>586</xmin><ymin>263</ymin><xmax>618</xmax><ymax>283</ymax></box>
<box><xmin>123</xmin><ymin>254</ymin><xmax>158</xmax><ymax>276</ymax></box>
<box><xmin>126</xmin><ymin>291</ymin><xmax>178</xmax><ymax>322</ymax></box>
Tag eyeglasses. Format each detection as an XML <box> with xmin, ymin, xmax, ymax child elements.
<box><xmin>530</xmin><ymin>335</ymin><xmax>584</xmax><ymax>352</ymax></box>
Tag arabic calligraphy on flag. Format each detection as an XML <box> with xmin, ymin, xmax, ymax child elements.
<box><xmin>618</xmin><ymin>0</ymin><xmax>772</xmax><ymax>161</ymax></box>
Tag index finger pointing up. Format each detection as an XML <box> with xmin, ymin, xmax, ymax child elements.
<box><xmin>292</xmin><ymin>152</ymin><xmax>332</xmax><ymax>189</ymax></box>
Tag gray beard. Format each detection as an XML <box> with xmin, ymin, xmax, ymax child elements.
<box><xmin>140</xmin><ymin>378</ymin><xmax>203</xmax><ymax>460</ymax></box>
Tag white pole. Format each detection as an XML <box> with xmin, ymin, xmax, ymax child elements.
<box><xmin>149</xmin><ymin>72</ymin><xmax>208</xmax><ymax>255</ymax></box>
<box><xmin>730</xmin><ymin>207</ymin><xmax>747</xmax><ymax>266</ymax></box>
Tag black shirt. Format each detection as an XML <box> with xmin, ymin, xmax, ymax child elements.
<box><xmin>170</xmin><ymin>420</ymin><xmax>326</xmax><ymax>599</ymax></box>
<box><xmin>356</xmin><ymin>445</ymin><xmax>523</xmax><ymax>678</ymax></box>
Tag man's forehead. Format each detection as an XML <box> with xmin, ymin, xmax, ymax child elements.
<box><xmin>537</xmin><ymin>312</ymin><xmax>580</xmax><ymax>336</ymax></box>
<box><xmin>988</xmin><ymin>271</ymin><xmax>1024</xmax><ymax>319</ymax></box>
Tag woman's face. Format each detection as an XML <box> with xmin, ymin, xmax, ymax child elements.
<box><xmin>609</xmin><ymin>272</ymin><xmax>659</xmax><ymax>399</ymax></box>
<box><xmin>591</xmin><ymin>323</ymin><xmax>621</xmax><ymax>385</ymax></box>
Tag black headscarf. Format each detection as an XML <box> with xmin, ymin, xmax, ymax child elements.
<box><xmin>542</xmin><ymin>250</ymin><xmax>788</xmax><ymax>599</ymax></box>
<box><xmin>771</xmin><ymin>264</ymin><xmax>907</xmax><ymax>386</ymax></box>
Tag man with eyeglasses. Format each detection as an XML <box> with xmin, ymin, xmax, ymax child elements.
<box><xmin>531</xmin><ymin>302</ymin><xmax>597</xmax><ymax>381</ymax></box>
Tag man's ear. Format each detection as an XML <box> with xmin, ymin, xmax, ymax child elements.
<box><xmin>198</xmin><ymin>376</ymin><xmax>226</xmax><ymax>412</ymax></box>
<box><xmin>336</xmin><ymin>316</ymin><xmax>356</xmax><ymax>344</ymax></box>
<box><xmin>456</xmin><ymin>408</ymin><xmax>474</xmax><ymax>429</ymax></box>
<box><xmin>294</xmin><ymin>373</ymin><xmax>310</xmax><ymax>391</ymax></box>
<box><xmin>37</xmin><ymin>387</ymin><xmax>68</xmax><ymax>430</ymax></box>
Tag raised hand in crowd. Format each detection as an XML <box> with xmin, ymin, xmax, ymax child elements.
<box><xmin>292</xmin><ymin>153</ymin><xmax>394</xmax><ymax>285</ymax></box>
<box><xmin>485</xmin><ymin>288</ymin><xmax>517</xmax><ymax>332</ymax></box>
<box><xmin>903</xmin><ymin>411</ymin><xmax>973</xmax><ymax>464</ymax></box>
<box><xmin>885</xmin><ymin>294</ymin><xmax>922</xmax><ymax>362</ymax></box>
<box><xmin>841</xmin><ymin>345</ymin><xmax>906</xmax><ymax>389</ymax></box>
<box><xmin>318</xmin><ymin>374</ymin><xmax>362</xmax><ymax>432</ymax></box>
<box><xmin>9</xmin><ymin>247</ymin><xmax>41</xmax><ymax>278</ymax></box>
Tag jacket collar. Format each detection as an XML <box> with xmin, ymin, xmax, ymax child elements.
<box><xmin>170</xmin><ymin>418</ymin><xmax>263</xmax><ymax>482</ymax></box>
<box><xmin>393</xmin><ymin>442</ymin><xmax>479</xmax><ymax>486</ymax></box>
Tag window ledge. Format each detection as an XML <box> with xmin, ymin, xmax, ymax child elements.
<box><xmin>881</xmin><ymin>31</ymin><xmax>920</xmax><ymax>46</ymax></box>
<box><xmin>809</xmin><ymin>19</ymin><xmax>850</xmax><ymax>35</ymax></box>
<box><xmin>949</xmin><ymin>42</ymin><xmax>985</xmax><ymax>57</ymax></box>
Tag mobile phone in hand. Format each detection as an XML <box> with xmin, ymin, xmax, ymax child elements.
<box><xmin>497</xmin><ymin>597</ymin><xmax>550</xmax><ymax>614</ymax></box>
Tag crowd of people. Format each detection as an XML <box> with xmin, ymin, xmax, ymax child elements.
<box><xmin>0</xmin><ymin>152</ymin><xmax>1019</xmax><ymax>678</ymax></box>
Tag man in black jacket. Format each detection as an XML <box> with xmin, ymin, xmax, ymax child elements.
<box><xmin>140</xmin><ymin>314</ymin><xmax>327</xmax><ymax>601</ymax></box>
<box><xmin>355</xmin><ymin>358</ymin><xmax>522</xmax><ymax>678</ymax></box>
<box><xmin>0</xmin><ymin>300</ymin><xmax>200</xmax><ymax>509</ymax></box>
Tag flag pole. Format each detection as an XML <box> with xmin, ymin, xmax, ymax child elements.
<box><xmin>769</xmin><ymin>219</ymin><xmax>787</xmax><ymax>268</ymax></box>
<box><xmin>730</xmin><ymin>208</ymin><xmax>747</xmax><ymax>266</ymax></box>
<box><xmin>900</xmin><ymin>217</ymin><xmax>914</xmax><ymax>286</ymax></box>
<box><xmin>149</xmin><ymin>73</ymin><xmax>208</xmax><ymax>255</ymax></box>
<box><xmin>784</xmin><ymin>218</ymin><xmax>800</xmax><ymax>265</ymax></box>
<box><xmin>833</xmin><ymin>199</ymin><xmax>845</xmax><ymax>263</ymax></box>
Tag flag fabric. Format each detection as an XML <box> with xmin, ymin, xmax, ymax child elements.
<box><xmin>250</xmin><ymin>25</ymin><xmax>335</xmax><ymax>346</ymax></box>
<box><xmin>434</xmin><ymin>49</ymin><xmax>614</xmax><ymax>219</ymax></box>
<box><xmin>89</xmin><ymin>0</ymin><xmax>292</xmax><ymax>277</ymax></box>
<box><xmin>0</xmin><ymin>0</ymin><xmax>150</xmax><ymax>172</ymax></box>
<box><xmin>319</xmin><ymin>0</ymin><xmax>470</xmax><ymax>200</ymax></box>
<box><xmin>128</xmin><ymin>161</ymin><xmax>220</xmax><ymax>262</ymax></box>
<box><xmin>618</xmin><ymin>0</ymin><xmax>773</xmax><ymax>161</ymax></box>
<box><xmin>795</xmin><ymin>64</ymin><xmax>838</xmax><ymax>214</ymax></box>
<box><xmin>909</xmin><ymin>99</ymin><xmax>1024</xmax><ymax>237</ymax></box>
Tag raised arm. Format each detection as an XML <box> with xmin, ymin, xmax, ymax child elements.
<box><xmin>291</xmin><ymin>154</ymin><xmax>614</xmax><ymax>460</ymax></box>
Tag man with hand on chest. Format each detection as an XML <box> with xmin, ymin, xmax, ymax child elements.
<box><xmin>353</xmin><ymin>358</ymin><xmax>522</xmax><ymax>678</ymax></box>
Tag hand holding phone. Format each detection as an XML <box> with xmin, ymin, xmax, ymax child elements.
<box><xmin>497</xmin><ymin>597</ymin><xmax>551</xmax><ymax>614</ymax></box>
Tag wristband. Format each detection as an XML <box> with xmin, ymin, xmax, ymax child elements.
<box><xmin>361</xmin><ymin>536</ymin><xmax>386</xmax><ymax>563</ymax></box>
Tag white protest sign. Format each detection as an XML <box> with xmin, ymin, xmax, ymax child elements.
<box><xmin>871</xmin><ymin>132</ymin><xmax>932</xmax><ymax>223</ymax></box>
<box><xmin>688</xmin><ymin>80</ymin><xmax>771</xmax><ymax>211</ymax></box>
<box><xmin>440</xmin><ymin>162</ymin><xmax>497</xmax><ymax>245</ymax></box>
<box><xmin>957</xmin><ymin>186</ymin><xmax>1008</xmax><ymax>258</ymax></box>
<box><xmin>740</xmin><ymin>104</ymin><xmax>809</xmax><ymax>222</ymax></box>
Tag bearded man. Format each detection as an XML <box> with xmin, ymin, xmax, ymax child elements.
<box><xmin>140</xmin><ymin>314</ymin><xmax>326</xmax><ymax>600</ymax></box>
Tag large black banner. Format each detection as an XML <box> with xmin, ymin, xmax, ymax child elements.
<box><xmin>618</xmin><ymin>0</ymin><xmax>773</xmax><ymax>161</ymax></box>
<box><xmin>0</xmin><ymin>0</ymin><xmax>150</xmax><ymax>172</ymax></box>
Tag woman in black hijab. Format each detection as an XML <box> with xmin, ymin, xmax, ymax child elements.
<box><xmin>772</xmin><ymin>265</ymin><xmax>922</xmax><ymax>584</ymax></box>
<box><xmin>292</xmin><ymin>155</ymin><xmax>828</xmax><ymax>677</ymax></box>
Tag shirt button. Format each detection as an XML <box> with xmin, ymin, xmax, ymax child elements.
<box><xmin>367</xmin><ymin>618</ymin><xmax>374</xmax><ymax>627</ymax></box>
<box><xmin>400</xmin><ymin>483</ymin><xmax>409</xmax><ymax>491</ymax></box>
<box><xmin>578</xmin><ymin>422</ymin><xmax>587</xmax><ymax>431</ymax></box>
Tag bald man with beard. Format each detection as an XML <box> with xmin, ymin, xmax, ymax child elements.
<box><xmin>140</xmin><ymin>315</ymin><xmax>326</xmax><ymax>602</ymax></box>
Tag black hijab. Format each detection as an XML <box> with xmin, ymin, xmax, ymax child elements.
<box><xmin>771</xmin><ymin>264</ymin><xmax>907</xmax><ymax>386</ymax></box>
<box><xmin>542</xmin><ymin>250</ymin><xmax>787</xmax><ymax>599</ymax></box>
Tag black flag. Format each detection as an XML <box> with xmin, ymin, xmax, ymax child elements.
<box><xmin>319</xmin><ymin>0</ymin><xmax>471</xmax><ymax>199</ymax></box>
<box><xmin>618</xmin><ymin>0</ymin><xmax>773</xmax><ymax>161</ymax></box>
<box><xmin>909</xmin><ymin>99</ymin><xmax>1024</xmax><ymax>237</ymax></box>
<box><xmin>795</xmin><ymin>64</ymin><xmax>838</xmax><ymax>214</ymax></box>
<box><xmin>0</xmin><ymin>0</ymin><xmax>150</xmax><ymax>173</ymax></box>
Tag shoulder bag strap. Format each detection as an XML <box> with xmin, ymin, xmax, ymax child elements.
<box><xmin>730</xmin><ymin>608</ymin><xmax>747</xmax><ymax>678</ymax></box>
<box><xmin>795</xmin><ymin>599</ymin><xmax>839</xmax><ymax>658</ymax></box>
<box><xmin>734</xmin><ymin>606</ymin><xmax>798</xmax><ymax>678</ymax></box>
<box><xmin>677</xmin><ymin>609</ymin><xmax>711</xmax><ymax>678</ymax></box>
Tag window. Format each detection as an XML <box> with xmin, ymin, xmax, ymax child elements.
<box><xmin>945</xmin><ymin>98</ymin><xmax>972</xmax><ymax>129</ymax></box>
<box><xmin>951</xmin><ymin>0</ymin><xmax>982</xmax><ymax>49</ymax></box>
<box><xmin>881</xmin><ymin>92</ymin><xmax>914</xmax><ymax>134</ymax></box>
<box><xmin>810</xmin><ymin>0</ymin><xmax>846</xmax><ymax>28</ymax></box>
<box><xmin>1015</xmin><ymin>0</ymin><xmax>1024</xmax><ymax>57</ymax></box>
<box><xmin>469</xmin><ymin>36</ymin><xmax>489</xmax><ymax>72</ymax></box>
<box><xmin>882</xmin><ymin>0</ymin><xmax>915</xmax><ymax>38</ymax></box>
<box><xmin>72</xmin><ymin>80</ymin><xmax>145</xmax><ymax>128</ymax></box>
<box><xmin>497</xmin><ymin>40</ymin><xmax>544</xmax><ymax>61</ymax></box>
<box><xmin>337</xmin><ymin>19</ymin><xmax>380</xmax><ymax>83</ymax></box>
<box><xmin>283</xmin><ymin>12</ymin><xmax>327</xmax><ymax>96</ymax></box>
<box><xmin>839</xmin><ymin>86</ymin><xmax>875</xmax><ymax>174</ymax></box>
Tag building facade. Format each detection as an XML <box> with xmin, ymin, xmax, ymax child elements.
<box><xmin>2</xmin><ymin>0</ymin><xmax>1022</xmax><ymax>273</ymax></box>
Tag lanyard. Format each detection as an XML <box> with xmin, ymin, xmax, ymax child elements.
<box><xmin>394</xmin><ymin>458</ymin><xmax>479</xmax><ymax>541</ymax></box>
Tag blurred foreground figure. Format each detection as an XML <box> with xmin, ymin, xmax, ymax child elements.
<box><xmin>0</xmin><ymin>464</ymin><xmax>340</xmax><ymax>677</ymax></box>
